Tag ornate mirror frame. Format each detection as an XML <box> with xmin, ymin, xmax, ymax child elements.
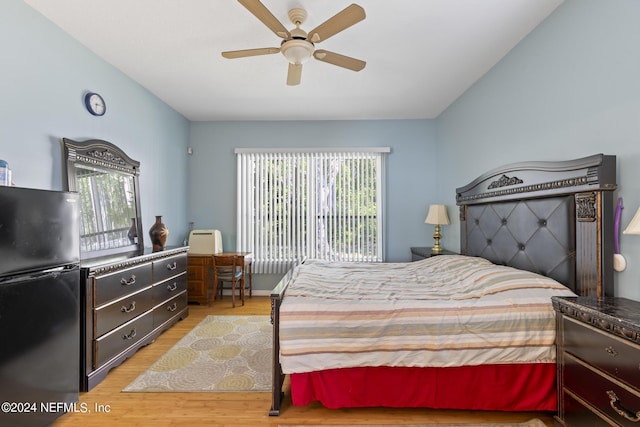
<box><xmin>62</xmin><ymin>138</ymin><xmax>144</xmax><ymax>259</ymax></box>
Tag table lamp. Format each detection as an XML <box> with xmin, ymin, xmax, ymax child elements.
<box><xmin>623</xmin><ymin>207</ymin><xmax>640</xmax><ymax>236</ymax></box>
<box><xmin>425</xmin><ymin>204</ymin><xmax>450</xmax><ymax>254</ymax></box>
<box><xmin>616</xmin><ymin>206</ymin><xmax>640</xmax><ymax>272</ymax></box>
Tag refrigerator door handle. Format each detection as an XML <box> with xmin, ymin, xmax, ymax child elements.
<box><xmin>1</xmin><ymin>266</ymin><xmax>77</xmax><ymax>284</ymax></box>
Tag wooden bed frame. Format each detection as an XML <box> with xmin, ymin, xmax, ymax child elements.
<box><xmin>269</xmin><ymin>153</ymin><xmax>617</xmax><ymax>416</ymax></box>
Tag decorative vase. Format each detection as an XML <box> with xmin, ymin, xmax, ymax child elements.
<box><xmin>127</xmin><ymin>218</ymin><xmax>138</xmax><ymax>244</ymax></box>
<box><xmin>149</xmin><ymin>215</ymin><xmax>169</xmax><ymax>252</ymax></box>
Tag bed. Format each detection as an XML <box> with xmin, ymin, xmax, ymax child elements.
<box><xmin>269</xmin><ymin>154</ymin><xmax>617</xmax><ymax>416</ymax></box>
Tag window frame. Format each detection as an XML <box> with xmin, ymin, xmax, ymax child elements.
<box><xmin>236</xmin><ymin>147</ymin><xmax>389</xmax><ymax>273</ymax></box>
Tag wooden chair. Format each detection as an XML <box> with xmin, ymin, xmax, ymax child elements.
<box><xmin>210</xmin><ymin>254</ymin><xmax>245</xmax><ymax>307</ymax></box>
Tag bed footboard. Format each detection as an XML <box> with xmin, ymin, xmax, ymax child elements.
<box><xmin>268</xmin><ymin>263</ymin><xmax>296</xmax><ymax>416</ymax></box>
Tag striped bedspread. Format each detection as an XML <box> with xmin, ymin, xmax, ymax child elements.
<box><xmin>279</xmin><ymin>255</ymin><xmax>576</xmax><ymax>374</ymax></box>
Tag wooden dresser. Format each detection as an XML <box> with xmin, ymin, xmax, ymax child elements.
<box><xmin>552</xmin><ymin>296</ymin><xmax>640</xmax><ymax>426</ymax></box>
<box><xmin>80</xmin><ymin>246</ymin><xmax>189</xmax><ymax>391</ymax></box>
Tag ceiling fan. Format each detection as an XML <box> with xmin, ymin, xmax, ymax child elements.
<box><xmin>222</xmin><ymin>0</ymin><xmax>366</xmax><ymax>86</ymax></box>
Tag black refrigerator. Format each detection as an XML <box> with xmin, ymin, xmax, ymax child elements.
<box><xmin>0</xmin><ymin>186</ymin><xmax>80</xmax><ymax>427</ymax></box>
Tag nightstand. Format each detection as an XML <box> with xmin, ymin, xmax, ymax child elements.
<box><xmin>552</xmin><ymin>296</ymin><xmax>640</xmax><ymax>426</ymax></box>
<box><xmin>410</xmin><ymin>246</ymin><xmax>457</xmax><ymax>261</ymax></box>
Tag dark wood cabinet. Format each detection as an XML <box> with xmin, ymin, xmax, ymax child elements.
<box><xmin>552</xmin><ymin>296</ymin><xmax>640</xmax><ymax>426</ymax></box>
<box><xmin>80</xmin><ymin>247</ymin><xmax>189</xmax><ymax>391</ymax></box>
<box><xmin>410</xmin><ymin>246</ymin><xmax>457</xmax><ymax>261</ymax></box>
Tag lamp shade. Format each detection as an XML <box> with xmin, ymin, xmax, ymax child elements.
<box><xmin>623</xmin><ymin>207</ymin><xmax>640</xmax><ymax>235</ymax></box>
<box><xmin>425</xmin><ymin>204</ymin><xmax>450</xmax><ymax>225</ymax></box>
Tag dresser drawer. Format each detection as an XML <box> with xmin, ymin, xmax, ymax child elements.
<box><xmin>93</xmin><ymin>263</ymin><xmax>153</xmax><ymax>306</ymax></box>
<box><xmin>153</xmin><ymin>272</ymin><xmax>187</xmax><ymax>303</ymax></box>
<box><xmin>187</xmin><ymin>261</ymin><xmax>206</xmax><ymax>282</ymax></box>
<box><xmin>187</xmin><ymin>254</ymin><xmax>209</xmax><ymax>267</ymax></box>
<box><xmin>153</xmin><ymin>253</ymin><xmax>187</xmax><ymax>283</ymax></box>
<box><xmin>94</xmin><ymin>286</ymin><xmax>154</xmax><ymax>337</ymax></box>
<box><xmin>187</xmin><ymin>255</ymin><xmax>211</xmax><ymax>277</ymax></box>
<box><xmin>153</xmin><ymin>291</ymin><xmax>188</xmax><ymax>329</ymax></box>
<box><xmin>94</xmin><ymin>310</ymin><xmax>154</xmax><ymax>369</ymax></box>
<box><xmin>565</xmin><ymin>353</ymin><xmax>640</xmax><ymax>427</ymax></box>
<box><xmin>564</xmin><ymin>317</ymin><xmax>640</xmax><ymax>390</ymax></box>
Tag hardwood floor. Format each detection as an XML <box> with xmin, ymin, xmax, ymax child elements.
<box><xmin>54</xmin><ymin>297</ymin><xmax>554</xmax><ymax>426</ymax></box>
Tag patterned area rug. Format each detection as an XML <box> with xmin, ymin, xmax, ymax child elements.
<box><xmin>123</xmin><ymin>315</ymin><xmax>272</xmax><ymax>392</ymax></box>
<box><xmin>280</xmin><ymin>420</ymin><xmax>546</xmax><ymax>427</ymax></box>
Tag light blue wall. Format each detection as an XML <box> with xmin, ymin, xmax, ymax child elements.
<box><xmin>188</xmin><ymin>120</ymin><xmax>438</xmax><ymax>289</ymax></box>
<box><xmin>436</xmin><ymin>0</ymin><xmax>640</xmax><ymax>300</ymax></box>
<box><xmin>0</xmin><ymin>0</ymin><xmax>191</xmax><ymax>248</ymax></box>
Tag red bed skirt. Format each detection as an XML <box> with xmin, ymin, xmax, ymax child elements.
<box><xmin>290</xmin><ymin>363</ymin><xmax>556</xmax><ymax>411</ymax></box>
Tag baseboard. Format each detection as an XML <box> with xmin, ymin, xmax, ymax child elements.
<box><xmin>218</xmin><ymin>289</ymin><xmax>271</xmax><ymax>297</ymax></box>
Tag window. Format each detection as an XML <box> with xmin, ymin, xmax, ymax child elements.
<box><xmin>236</xmin><ymin>148</ymin><xmax>389</xmax><ymax>274</ymax></box>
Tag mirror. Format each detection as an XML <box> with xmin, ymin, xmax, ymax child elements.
<box><xmin>63</xmin><ymin>138</ymin><xmax>144</xmax><ymax>259</ymax></box>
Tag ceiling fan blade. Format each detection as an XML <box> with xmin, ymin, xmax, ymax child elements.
<box><xmin>237</xmin><ymin>0</ymin><xmax>290</xmax><ymax>39</ymax></box>
<box><xmin>313</xmin><ymin>50</ymin><xmax>366</xmax><ymax>72</ymax></box>
<box><xmin>287</xmin><ymin>63</ymin><xmax>302</xmax><ymax>86</ymax></box>
<box><xmin>307</xmin><ymin>4</ymin><xmax>365</xmax><ymax>44</ymax></box>
<box><xmin>222</xmin><ymin>47</ymin><xmax>280</xmax><ymax>59</ymax></box>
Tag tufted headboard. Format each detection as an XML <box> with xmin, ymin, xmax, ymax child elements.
<box><xmin>456</xmin><ymin>154</ymin><xmax>616</xmax><ymax>298</ymax></box>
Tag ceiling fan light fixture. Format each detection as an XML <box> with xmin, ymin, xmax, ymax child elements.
<box><xmin>281</xmin><ymin>39</ymin><xmax>314</xmax><ymax>65</ymax></box>
<box><xmin>224</xmin><ymin>2</ymin><xmax>366</xmax><ymax>84</ymax></box>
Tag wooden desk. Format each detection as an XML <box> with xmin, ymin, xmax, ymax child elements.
<box><xmin>187</xmin><ymin>252</ymin><xmax>253</xmax><ymax>305</ymax></box>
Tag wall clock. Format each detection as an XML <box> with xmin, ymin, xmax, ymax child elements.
<box><xmin>84</xmin><ymin>92</ymin><xmax>106</xmax><ymax>116</ymax></box>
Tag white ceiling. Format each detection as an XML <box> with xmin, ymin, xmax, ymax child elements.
<box><xmin>24</xmin><ymin>0</ymin><xmax>563</xmax><ymax>122</ymax></box>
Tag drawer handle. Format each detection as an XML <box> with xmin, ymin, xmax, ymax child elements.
<box><xmin>122</xmin><ymin>329</ymin><xmax>137</xmax><ymax>340</ymax></box>
<box><xmin>167</xmin><ymin>302</ymin><xmax>178</xmax><ymax>312</ymax></box>
<box><xmin>121</xmin><ymin>301</ymin><xmax>136</xmax><ymax>313</ymax></box>
<box><xmin>607</xmin><ymin>390</ymin><xmax>640</xmax><ymax>422</ymax></box>
<box><xmin>606</xmin><ymin>346</ymin><xmax>619</xmax><ymax>357</ymax></box>
<box><xmin>167</xmin><ymin>282</ymin><xmax>178</xmax><ymax>292</ymax></box>
<box><xmin>167</xmin><ymin>262</ymin><xmax>177</xmax><ymax>271</ymax></box>
<box><xmin>120</xmin><ymin>275</ymin><xmax>136</xmax><ymax>286</ymax></box>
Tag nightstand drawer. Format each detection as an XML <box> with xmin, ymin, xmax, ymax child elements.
<box><xmin>562</xmin><ymin>391</ymin><xmax>612</xmax><ymax>427</ymax></box>
<box><xmin>565</xmin><ymin>353</ymin><xmax>640</xmax><ymax>427</ymax></box>
<box><xmin>564</xmin><ymin>316</ymin><xmax>640</xmax><ymax>390</ymax></box>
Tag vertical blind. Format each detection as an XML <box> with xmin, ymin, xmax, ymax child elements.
<box><xmin>236</xmin><ymin>148</ymin><xmax>389</xmax><ymax>274</ymax></box>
